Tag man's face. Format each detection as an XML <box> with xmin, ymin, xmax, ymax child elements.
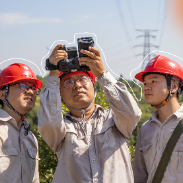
<box><xmin>60</xmin><ymin>73</ymin><xmax>95</xmax><ymax>109</ymax></box>
<box><xmin>143</xmin><ymin>74</ymin><xmax>169</xmax><ymax>105</ymax></box>
<box><xmin>0</xmin><ymin>80</ymin><xmax>37</xmax><ymax>114</ymax></box>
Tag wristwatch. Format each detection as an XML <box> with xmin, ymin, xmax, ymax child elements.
<box><xmin>45</xmin><ymin>58</ymin><xmax>58</xmax><ymax>70</ymax></box>
<box><xmin>99</xmin><ymin>70</ymin><xmax>108</xmax><ymax>79</ymax></box>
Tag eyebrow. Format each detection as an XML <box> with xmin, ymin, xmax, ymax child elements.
<box><xmin>63</xmin><ymin>75</ymin><xmax>86</xmax><ymax>81</ymax></box>
<box><xmin>144</xmin><ymin>76</ymin><xmax>158</xmax><ymax>82</ymax></box>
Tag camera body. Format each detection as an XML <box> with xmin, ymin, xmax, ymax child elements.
<box><xmin>77</xmin><ymin>37</ymin><xmax>94</xmax><ymax>57</ymax></box>
<box><xmin>57</xmin><ymin>37</ymin><xmax>94</xmax><ymax>74</ymax></box>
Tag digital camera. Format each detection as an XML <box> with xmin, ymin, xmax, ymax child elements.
<box><xmin>77</xmin><ymin>37</ymin><xmax>94</xmax><ymax>57</ymax></box>
<box><xmin>57</xmin><ymin>37</ymin><xmax>94</xmax><ymax>74</ymax></box>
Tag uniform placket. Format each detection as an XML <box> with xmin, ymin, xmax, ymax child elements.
<box><xmin>155</xmin><ymin>125</ymin><xmax>163</xmax><ymax>169</ymax></box>
<box><xmin>19</xmin><ymin>126</ymin><xmax>31</xmax><ymax>183</ymax></box>
<box><xmin>86</xmin><ymin>122</ymin><xmax>99</xmax><ymax>183</ymax></box>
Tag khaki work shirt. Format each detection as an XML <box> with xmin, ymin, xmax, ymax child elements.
<box><xmin>0</xmin><ymin>109</ymin><xmax>39</xmax><ymax>183</ymax></box>
<box><xmin>38</xmin><ymin>72</ymin><xmax>141</xmax><ymax>183</ymax></box>
<box><xmin>133</xmin><ymin>104</ymin><xmax>183</xmax><ymax>183</ymax></box>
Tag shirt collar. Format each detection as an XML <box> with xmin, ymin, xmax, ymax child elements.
<box><xmin>65</xmin><ymin>104</ymin><xmax>104</xmax><ymax>121</ymax></box>
<box><xmin>0</xmin><ymin>109</ymin><xmax>31</xmax><ymax>131</ymax></box>
<box><xmin>173</xmin><ymin>103</ymin><xmax>183</xmax><ymax>119</ymax></box>
<box><xmin>0</xmin><ymin>109</ymin><xmax>12</xmax><ymax>121</ymax></box>
<box><xmin>150</xmin><ymin>103</ymin><xmax>183</xmax><ymax>124</ymax></box>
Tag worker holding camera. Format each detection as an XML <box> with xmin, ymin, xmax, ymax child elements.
<box><xmin>38</xmin><ymin>38</ymin><xmax>141</xmax><ymax>183</ymax></box>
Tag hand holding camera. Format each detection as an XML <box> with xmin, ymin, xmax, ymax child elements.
<box><xmin>46</xmin><ymin>37</ymin><xmax>94</xmax><ymax>74</ymax></box>
<box><xmin>46</xmin><ymin>37</ymin><xmax>106</xmax><ymax>78</ymax></box>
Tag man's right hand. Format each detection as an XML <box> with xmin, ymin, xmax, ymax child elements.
<box><xmin>49</xmin><ymin>44</ymin><xmax>68</xmax><ymax>77</ymax></box>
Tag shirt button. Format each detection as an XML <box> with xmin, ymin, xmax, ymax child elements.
<box><xmin>93</xmin><ymin>178</ymin><xmax>98</xmax><ymax>182</ymax></box>
<box><xmin>92</xmin><ymin>159</ymin><xmax>96</xmax><ymax>163</ymax></box>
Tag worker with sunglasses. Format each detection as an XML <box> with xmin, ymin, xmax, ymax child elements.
<box><xmin>0</xmin><ymin>63</ymin><xmax>42</xmax><ymax>183</ymax></box>
<box><xmin>38</xmin><ymin>44</ymin><xmax>141</xmax><ymax>183</ymax></box>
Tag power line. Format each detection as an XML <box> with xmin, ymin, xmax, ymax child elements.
<box><xmin>115</xmin><ymin>0</ymin><xmax>137</xmax><ymax>57</ymax></box>
<box><xmin>158</xmin><ymin>0</ymin><xmax>168</xmax><ymax>48</ymax></box>
<box><xmin>102</xmin><ymin>37</ymin><xmax>136</xmax><ymax>51</ymax></box>
<box><xmin>127</xmin><ymin>0</ymin><xmax>137</xmax><ymax>30</ymax></box>
<box><xmin>135</xmin><ymin>29</ymin><xmax>159</xmax><ymax>70</ymax></box>
<box><xmin>105</xmin><ymin>46</ymin><xmax>136</xmax><ymax>56</ymax></box>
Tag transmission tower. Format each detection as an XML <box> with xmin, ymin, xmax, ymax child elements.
<box><xmin>135</xmin><ymin>29</ymin><xmax>159</xmax><ymax>70</ymax></box>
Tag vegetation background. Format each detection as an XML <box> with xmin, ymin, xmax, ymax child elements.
<box><xmin>25</xmin><ymin>75</ymin><xmax>183</xmax><ymax>182</ymax></box>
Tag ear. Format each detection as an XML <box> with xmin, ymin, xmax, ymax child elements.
<box><xmin>171</xmin><ymin>80</ymin><xmax>179</xmax><ymax>94</ymax></box>
<box><xmin>0</xmin><ymin>90</ymin><xmax>5</xmax><ymax>100</ymax></box>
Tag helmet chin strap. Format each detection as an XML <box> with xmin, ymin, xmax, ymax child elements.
<box><xmin>64</xmin><ymin>98</ymin><xmax>94</xmax><ymax>122</ymax></box>
<box><xmin>2</xmin><ymin>85</ymin><xmax>28</xmax><ymax>136</ymax></box>
<box><xmin>151</xmin><ymin>75</ymin><xmax>176</xmax><ymax>109</ymax></box>
<box><xmin>151</xmin><ymin>92</ymin><xmax>174</xmax><ymax>109</ymax></box>
<box><xmin>63</xmin><ymin>91</ymin><xmax>96</xmax><ymax>121</ymax></box>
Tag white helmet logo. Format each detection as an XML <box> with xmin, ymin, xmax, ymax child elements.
<box><xmin>22</xmin><ymin>66</ymin><xmax>29</xmax><ymax>71</ymax></box>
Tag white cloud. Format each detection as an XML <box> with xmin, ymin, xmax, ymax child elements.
<box><xmin>0</xmin><ymin>13</ymin><xmax>63</xmax><ymax>25</ymax></box>
<box><xmin>77</xmin><ymin>15</ymin><xmax>95</xmax><ymax>19</ymax></box>
<box><xmin>70</xmin><ymin>14</ymin><xmax>95</xmax><ymax>24</ymax></box>
<box><xmin>70</xmin><ymin>14</ymin><xmax>114</xmax><ymax>24</ymax></box>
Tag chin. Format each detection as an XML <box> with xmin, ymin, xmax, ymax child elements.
<box><xmin>73</xmin><ymin>100</ymin><xmax>92</xmax><ymax>108</ymax></box>
<box><xmin>23</xmin><ymin>105</ymin><xmax>34</xmax><ymax>112</ymax></box>
<box><xmin>145</xmin><ymin>99</ymin><xmax>155</xmax><ymax>105</ymax></box>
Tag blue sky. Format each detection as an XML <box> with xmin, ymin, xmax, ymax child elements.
<box><xmin>0</xmin><ymin>0</ymin><xmax>182</xmax><ymax>80</ymax></box>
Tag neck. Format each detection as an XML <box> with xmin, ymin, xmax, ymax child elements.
<box><xmin>69</xmin><ymin>102</ymin><xmax>95</xmax><ymax>121</ymax></box>
<box><xmin>3</xmin><ymin>105</ymin><xmax>22</xmax><ymax>130</ymax></box>
<box><xmin>157</xmin><ymin>97</ymin><xmax>180</xmax><ymax>124</ymax></box>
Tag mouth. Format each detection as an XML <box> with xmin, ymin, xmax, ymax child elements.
<box><xmin>74</xmin><ymin>91</ymin><xmax>86</xmax><ymax>96</ymax></box>
<box><xmin>24</xmin><ymin>98</ymin><xmax>33</xmax><ymax>102</ymax></box>
<box><xmin>144</xmin><ymin>93</ymin><xmax>153</xmax><ymax>97</ymax></box>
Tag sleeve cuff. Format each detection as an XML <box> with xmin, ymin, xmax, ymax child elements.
<box><xmin>97</xmin><ymin>71</ymin><xmax>117</xmax><ymax>86</ymax></box>
<box><xmin>45</xmin><ymin>76</ymin><xmax>60</xmax><ymax>89</ymax></box>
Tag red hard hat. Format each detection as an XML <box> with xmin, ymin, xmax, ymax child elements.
<box><xmin>58</xmin><ymin>71</ymin><xmax>95</xmax><ymax>83</ymax></box>
<box><xmin>0</xmin><ymin>63</ymin><xmax>42</xmax><ymax>89</ymax></box>
<box><xmin>135</xmin><ymin>55</ymin><xmax>183</xmax><ymax>82</ymax></box>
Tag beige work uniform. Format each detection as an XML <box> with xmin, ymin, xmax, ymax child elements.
<box><xmin>133</xmin><ymin>104</ymin><xmax>183</xmax><ymax>183</ymax></box>
<box><xmin>38</xmin><ymin>72</ymin><xmax>141</xmax><ymax>183</ymax></box>
<box><xmin>0</xmin><ymin>109</ymin><xmax>39</xmax><ymax>183</ymax></box>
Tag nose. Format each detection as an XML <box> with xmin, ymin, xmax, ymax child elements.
<box><xmin>73</xmin><ymin>79</ymin><xmax>82</xmax><ymax>89</ymax></box>
<box><xmin>26</xmin><ymin>87</ymin><xmax>35</xmax><ymax>95</ymax></box>
<box><xmin>144</xmin><ymin>84</ymin><xmax>151</xmax><ymax>92</ymax></box>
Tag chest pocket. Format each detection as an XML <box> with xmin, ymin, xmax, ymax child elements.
<box><xmin>64</xmin><ymin>123</ymin><xmax>88</xmax><ymax>155</ymax></box>
<box><xmin>0</xmin><ymin>146</ymin><xmax>19</xmax><ymax>181</ymax></box>
<box><xmin>169</xmin><ymin>137</ymin><xmax>183</xmax><ymax>173</ymax></box>
<box><xmin>26</xmin><ymin>147</ymin><xmax>40</xmax><ymax>179</ymax></box>
<box><xmin>163</xmin><ymin>130</ymin><xmax>183</xmax><ymax>173</ymax></box>
<box><xmin>95</xmin><ymin>119</ymin><xmax>116</xmax><ymax>151</ymax></box>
